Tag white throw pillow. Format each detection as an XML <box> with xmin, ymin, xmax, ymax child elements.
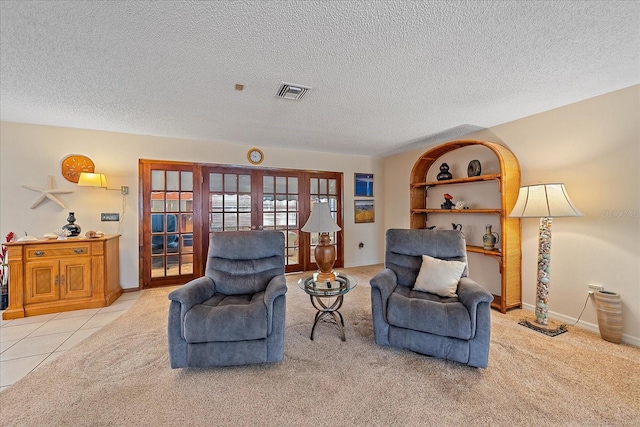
<box><xmin>413</xmin><ymin>254</ymin><xmax>466</xmax><ymax>297</ymax></box>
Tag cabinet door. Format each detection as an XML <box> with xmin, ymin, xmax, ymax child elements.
<box><xmin>59</xmin><ymin>258</ymin><xmax>92</xmax><ymax>300</ymax></box>
<box><xmin>24</xmin><ymin>261</ymin><xmax>59</xmax><ymax>305</ymax></box>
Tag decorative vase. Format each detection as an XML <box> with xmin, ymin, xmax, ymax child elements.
<box><xmin>467</xmin><ymin>159</ymin><xmax>481</xmax><ymax>177</ymax></box>
<box><xmin>482</xmin><ymin>224</ymin><xmax>499</xmax><ymax>250</ymax></box>
<box><xmin>436</xmin><ymin>163</ymin><xmax>452</xmax><ymax>181</ymax></box>
<box><xmin>62</xmin><ymin>212</ymin><xmax>81</xmax><ymax>237</ymax></box>
<box><xmin>594</xmin><ymin>290</ymin><xmax>623</xmax><ymax>343</ymax></box>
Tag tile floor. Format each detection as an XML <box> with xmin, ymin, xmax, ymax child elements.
<box><xmin>0</xmin><ymin>291</ymin><xmax>140</xmax><ymax>392</ymax></box>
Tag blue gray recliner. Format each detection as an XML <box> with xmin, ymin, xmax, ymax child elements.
<box><xmin>370</xmin><ymin>229</ymin><xmax>493</xmax><ymax>368</ymax></box>
<box><xmin>167</xmin><ymin>231</ymin><xmax>287</xmax><ymax>368</ymax></box>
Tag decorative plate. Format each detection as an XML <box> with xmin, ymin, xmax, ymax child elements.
<box><xmin>61</xmin><ymin>155</ymin><xmax>95</xmax><ymax>183</ymax></box>
<box><xmin>467</xmin><ymin>159</ymin><xmax>481</xmax><ymax>177</ymax></box>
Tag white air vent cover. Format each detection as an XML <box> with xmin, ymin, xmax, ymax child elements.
<box><xmin>275</xmin><ymin>82</ymin><xmax>312</xmax><ymax>101</ymax></box>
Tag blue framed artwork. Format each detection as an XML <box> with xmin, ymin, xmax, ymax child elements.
<box><xmin>354</xmin><ymin>173</ymin><xmax>374</xmax><ymax>197</ymax></box>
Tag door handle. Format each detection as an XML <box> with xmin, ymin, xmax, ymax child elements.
<box><xmin>35</xmin><ymin>250</ymin><xmax>44</xmax><ymax>256</ymax></box>
<box><xmin>74</xmin><ymin>248</ymin><xmax>84</xmax><ymax>254</ymax></box>
<box><xmin>55</xmin><ymin>275</ymin><xmax>58</xmax><ymax>285</ymax></box>
<box><xmin>61</xmin><ymin>274</ymin><xmax>65</xmax><ymax>285</ymax></box>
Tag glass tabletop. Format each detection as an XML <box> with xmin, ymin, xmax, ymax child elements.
<box><xmin>297</xmin><ymin>273</ymin><xmax>357</xmax><ymax>297</ymax></box>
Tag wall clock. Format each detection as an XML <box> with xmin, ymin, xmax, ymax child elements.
<box><xmin>247</xmin><ymin>148</ymin><xmax>264</xmax><ymax>165</ymax></box>
<box><xmin>61</xmin><ymin>154</ymin><xmax>95</xmax><ymax>183</ymax></box>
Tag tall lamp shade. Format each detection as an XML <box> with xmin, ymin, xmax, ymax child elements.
<box><xmin>302</xmin><ymin>202</ymin><xmax>341</xmax><ymax>282</ymax></box>
<box><xmin>509</xmin><ymin>183</ymin><xmax>583</xmax><ymax>334</ymax></box>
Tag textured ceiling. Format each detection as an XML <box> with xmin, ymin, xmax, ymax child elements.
<box><xmin>1</xmin><ymin>1</ymin><xmax>638</xmax><ymax>156</ymax></box>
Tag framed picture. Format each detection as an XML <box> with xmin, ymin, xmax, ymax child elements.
<box><xmin>354</xmin><ymin>173</ymin><xmax>374</xmax><ymax>197</ymax></box>
<box><xmin>354</xmin><ymin>199</ymin><xmax>375</xmax><ymax>223</ymax></box>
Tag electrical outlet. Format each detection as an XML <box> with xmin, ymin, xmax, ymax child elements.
<box><xmin>588</xmin><ymin>284</ymin><xmax>604</xmax><ymax>292</ymax></box>
<box><xmin>101</xmin><ymin>213</ymin><xmax>120</xmax><ymax>221</ymax></box>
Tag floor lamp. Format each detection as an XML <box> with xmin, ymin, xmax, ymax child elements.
<box><xmin>302</xmin><ymin>202</ymin><xmax>341</xmax><ymax>282</ymax></box>
<box><xmin>509</xmin><ymin>183</ymin><xmax>583</xmax><ymax>336</ymax></box>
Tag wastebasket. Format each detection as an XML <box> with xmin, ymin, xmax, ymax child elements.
<box><xmin>594</xmin><ymin>290</ymin><xmax>622</xmax><ymax>343</ymax></box>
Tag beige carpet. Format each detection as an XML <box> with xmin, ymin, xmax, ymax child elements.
<box><xmin>1</xmin><ymin>265</ymin><xmax>639</xmax><ymax>426</ymax></box>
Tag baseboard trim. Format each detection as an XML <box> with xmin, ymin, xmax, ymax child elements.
<box><xmin>343</xmin><ymin>261</ymin><xmax>383</xmax><ymax>268</ymax></box>
<box><xmin>521</xmin><ymin>303</ymin><xmax>639</xmax><ymax>347</ymax></box>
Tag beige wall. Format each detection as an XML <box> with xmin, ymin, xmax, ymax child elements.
<box><xmin>0</xmin><ymin>124</ymin><xmax>385</xmax><ymax>289</ymax></box>
<box><xmin>383</xmin><ymin>85</ymin><xmax>640</xmax><ymax>345</ymax></box>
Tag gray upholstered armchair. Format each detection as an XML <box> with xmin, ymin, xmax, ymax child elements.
<box><xmin>168</xmin><ymin>231</ymin><xmax>287</xmax><ymax>368</ymax></box>
<box><xmin>370</xmin><ymin>229</ymin><xmax>493</xmax><ymax>368</ymax></box>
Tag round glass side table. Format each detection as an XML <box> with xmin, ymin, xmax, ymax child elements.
<box><xmin>297</xmin><ymin>273</ymin><xmax>357</xmax><ymax>341</ymax></box>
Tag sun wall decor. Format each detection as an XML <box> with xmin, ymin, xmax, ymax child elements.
<box><xmin>61</xmin><ymin>154</ymin><xmax>95</xmax><ymax>183</ymax></box>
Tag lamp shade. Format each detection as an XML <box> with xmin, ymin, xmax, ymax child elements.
<box><xmin>78</xmin><ymin>172</ymin><xmax>108</xmax><ymax>188</ymax></box>
<box><xmin>302</xmin><ymin>202</ymin><xmax>341</xmax><ymax>233</ymax></box>
<box><xmin>509</xmin><ymin>183</ymin><xmax>583</xmax><ymax>218</ymax></box>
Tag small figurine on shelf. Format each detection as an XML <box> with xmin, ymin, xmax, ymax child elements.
<box><xmin>436</xmin><ymin>163</ymin><xmax>453</xmax><ymax>181</ymax></box>
<box><xmin>54</xmin><ymin>228</ymin><xmax>71</xmax><ymax>240</ymax></box>
<box><xmin>441</xmin><ymin>193</ymin><xmax>455</xmax><ymax>209</ymax></box>
<box><xmin>454</xmin><ymin>201</ymin><xmax>469</xmax><ymax>210</ymax></box>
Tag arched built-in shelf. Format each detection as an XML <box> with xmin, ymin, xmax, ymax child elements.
<box><xmin>410</xmin><ymin>140</ymin><xmax>522</xmax><ymax>313</ymax></box>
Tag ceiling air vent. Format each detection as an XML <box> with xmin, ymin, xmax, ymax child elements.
<box><xmin>275</xmin><ymin>82</ymin><xmax>311</xmax><ymax>101</ymax></box>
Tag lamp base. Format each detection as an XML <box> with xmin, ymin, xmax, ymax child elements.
<box><xmin>518</xmin><ymin>317</ymin><xmax>568</xmax><ymax>337</ymax></box>
<box><xmin>314</xmin><ymin>232</ymin><xmax>337</xmax><ymax>283</ymax></box>
<box><xmin>315</xmin><ymin>270</ymin><xmax>337</xmax><ymax>282</ymax></box>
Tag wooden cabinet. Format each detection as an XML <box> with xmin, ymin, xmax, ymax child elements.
<box><xmin>2</xmin><ymin>235</ymin><xmax>122</xmax><ymax>319</ymax></box>
<box><xmin>410</xmin><ymin>140</ymin><xmax>521</xmax><ymax>313</ymax></box>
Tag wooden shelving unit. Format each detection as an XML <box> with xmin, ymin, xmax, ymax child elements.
<box><xmin>410</xmin><ymin>140</ymin><xmax>522</xmax><ymax>313</ymax></box>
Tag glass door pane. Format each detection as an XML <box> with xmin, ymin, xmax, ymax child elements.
<box><xmin>150</xmin><ymin>169</ymin><xmax>194</xmax><ymax>279</ymax></box>
<box><xmin>262</xmin><ymin>174</ymin><xmax>302</xmax><ymax>271</ymax></box>
<box><xmin>208</xmin><ymin>171</ymin><xmax>253</xmax><ymax>237</ymax></box>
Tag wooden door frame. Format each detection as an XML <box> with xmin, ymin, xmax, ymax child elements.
<box><xmin>138</xmin><ymin>160</ymin><xmax>204</xmax><ymax>289</ymax></box>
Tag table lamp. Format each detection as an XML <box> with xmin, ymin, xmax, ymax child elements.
<box><xmin>509</xmin><ymin>183</ymin><xmax>583</xmax><ymax>335</ymax></box>
<box><xmin>302</xmin><ymin>202</ymin><xmax>341</xmax><ymax>282</ymax></box>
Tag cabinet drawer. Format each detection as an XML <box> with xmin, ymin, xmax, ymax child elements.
<box><xmin>26</xmin><ymin>244</ymin><xmax>91</xmax><ymax>260</ymax></box>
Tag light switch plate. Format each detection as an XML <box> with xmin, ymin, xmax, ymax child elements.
<box><xmin>101</xmin><ymin>213</ymin><xmax>120</xmax><ymax>221</ymax></box>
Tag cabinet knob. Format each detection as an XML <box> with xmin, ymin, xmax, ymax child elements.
<box><xmin>55</xmin><ymin>275</ymin><xmax>58</xmax><ymax>285</ymax></box>
<box><xmin>74</xmin><ymin>248</ymin><xmax>84</xmax><ymax>254</ymax></box>
<box><xmin>34</xmin><ymin>250</ymin><xmax>45</xmax><ymax>256</ymax></box>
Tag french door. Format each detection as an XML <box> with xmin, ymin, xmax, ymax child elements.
<box><xmin>201</xmin><ymin>166</ymin><xmax>305</xmax><ymax>273</ymax></box>
<box><xmin>139</xmin><ymin>161</ymin><xmax>202</xmax><ymax>288</ymax></box>
<box><xmin>139</xmin><ymin>160</ymin><xmax>342</xmax><ymax>288</ymax></box>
